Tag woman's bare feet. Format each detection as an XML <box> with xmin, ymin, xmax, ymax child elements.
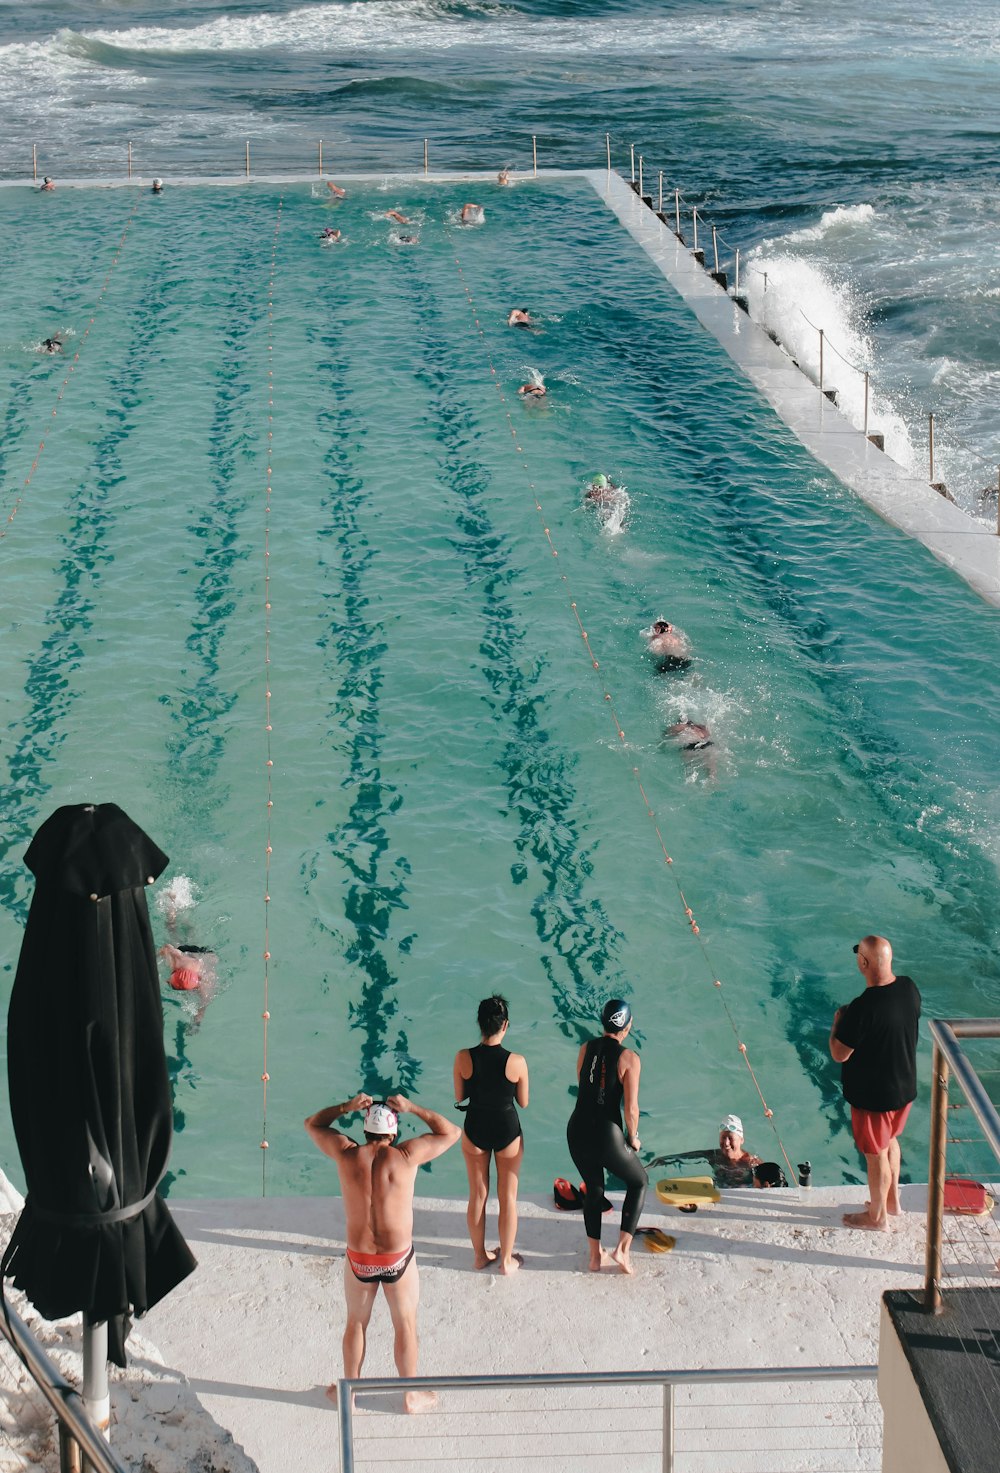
<box><xmin>610</xmin><ymin>1243</ymin><xmax>634</xmax><ymax>1275</ymax></box>
<box><xmin>325</xmin><ymin>1385</ymin><xmax>355</xmax><ymax>1410</ymax></box>
<box><xmin>842</xmin><ymin>1209</ymin><xmax>889</xmax><ymax>1232</ymax></box>
<box><xmin>473</xmin><ymin>1247</ymin><xmax>499</xmax><ymax>1269</ymax></box>
<box><xmin>404</xmin><ymin>1389</ymin><xmax>438</xmax><ymax>1414</ymax></box>
<box><xmin>587</xmin><ymin>1247</ymin><xmax>613</xmax><ymax>1272</ymax></box>
<box><xmin>498</xmin><ymin>1252</ymin><xmax>523</xmax><ymax>1275</ymax></box>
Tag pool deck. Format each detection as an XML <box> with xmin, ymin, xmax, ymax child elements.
<box><xmin>3</xmin><ymin>1174</ymin><xmax>939</xmax><ymax>1472</ymax></box>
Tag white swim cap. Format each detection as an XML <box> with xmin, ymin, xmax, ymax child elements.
<box><xmin>364</xmin><ymin>1102</ymin><xmax>398</xmax><ymax>1136</ymax></box>
<box><xmin>720</xmin><ymin>1113</ymin><xmax>743</xmax><ymax>1137</ymax></box>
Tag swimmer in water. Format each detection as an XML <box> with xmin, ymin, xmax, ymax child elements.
<box><xmin>326</xmin><ymin>180</ymin><xmax>346</xmax><ymax>199</ymax></box>
<box><xmin>642</xmin><ymin>619</ymin><xmax>692</xmax><ymax>672</ymax></box>
<box><xmin>584</xmin><ymin>473</ymin><xmax>626</xmax><ymax>508</ymax></box>
<box><xmin>386</xmin><ymin>210</ymin><xmax>410</xmax><ymax>224</ymax></box>
<box><xmin>160</xmin><ymin>943</ymin><xmax>217</xmax><ymax>1028</ymax></box>
<box><xmin>320</xmin><ymin>227</ymin><xmax>341</xmax><ymax>243</ymax></box>
<box><xmin>497</xmin><ymin>168</ymin><xmax>511</xmax><ymax>186</ymax></box>
<box><xmin>507</xmin><ymin>309</ymin><xmax>532</xmax><ymax>328</ymax></box>
<box><xmin>665</xmin><ymin>719</ymin><xmax>712</xmax><ymax>750</ymax></box>
<box><xmin>40</xmin><ymin>177</ymin><xmax>54</xmax><ymax>192</ymax></box>
<box><xmin>41</xmin><ymin>336</ymin><xmax>62</xmax><ymax>355</ymax></box>
<box><xmin>151</xmin><ymin>178</ymin><xmax>164</xmax><ymax>194</ymax></box>
<box><xmin>518</xmin><ymin>381</ymin><xmax>546</xmax><ymax>398</ymax></box>
<box><xmin>461</xmin><ymin>202</ymin><xmax>485</xmax><ymax>225</ymax></box>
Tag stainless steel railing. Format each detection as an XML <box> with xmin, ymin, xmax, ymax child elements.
<box><xmin>924</xmin><ymin>1017</ymin><xmax>1000</xmax><ymax>1312</ymax></box>
<box><xmin>0</xmin><ymin>1293</ymin><xmax>129</xmax><ymax>1473</ymax></box>
<box><xmin>337</xmin><ymin>1363</ymin><xmax>879</xmax><ymax>1473</ymax></box>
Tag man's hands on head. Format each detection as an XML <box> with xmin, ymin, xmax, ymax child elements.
<box><xmin>387</xmin><ymin>1093</ymin><xmax>411</xmax><ymax>1115</ymax></box>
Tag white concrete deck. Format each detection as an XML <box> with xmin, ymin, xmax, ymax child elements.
<box><xmin>591</xmin><ymin>169</ymin><xmax>1000</xmax><ymax>610</ymax></box>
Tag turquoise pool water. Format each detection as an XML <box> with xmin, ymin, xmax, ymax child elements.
<box><xmin>1</xmin><ymin>176</ymin><xmax>998</xmax><ymax>1198</ymax></box>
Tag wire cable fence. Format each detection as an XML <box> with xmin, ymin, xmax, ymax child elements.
<box><xmin>339</xmin><ymin>1366</ymin><xmax>881</xmax><ymax>1473</ymax></box>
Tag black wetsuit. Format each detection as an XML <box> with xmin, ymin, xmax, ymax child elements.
<box><xmin>566</xmin><ymin>1036</ymin><xmax>647</xmax><ymax>1240</ymax></box>
<box><xmin>462</xmin><ymin>1043</ymin><xmax>522</xmax><ymax>1152</ymax></box>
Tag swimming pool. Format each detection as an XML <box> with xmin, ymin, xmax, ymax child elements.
<box><xmin>1</xmin><ymin>175</ymin><xmax>998</xmax><ymax>1198</ymax></box>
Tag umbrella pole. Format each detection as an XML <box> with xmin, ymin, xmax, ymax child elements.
<box><xmin>82</xmin><ymin>1316</ymin><xmax>110</xmax><ymax>1452</ymax></box>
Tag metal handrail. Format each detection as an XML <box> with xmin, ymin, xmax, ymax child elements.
<box><xmin>0</xmin><ymin>1293</ymin><xmax>129</xmax><ymax>1473</ymax></box>
<box><xmin>924</xmin><ymin>1017</ymin><xmax>1000</xmax><ymax>1311</ymax></box>
<box><xmin>337</xmin><ymin>1362</ymin><xmax>878</xmax><ymax>1473</ymax></box>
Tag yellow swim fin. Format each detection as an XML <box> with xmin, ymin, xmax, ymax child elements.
<box><xmin>641</xmin><ymin>1228</ymin><xmax>675</xmax><ymax>1253</ymax></box>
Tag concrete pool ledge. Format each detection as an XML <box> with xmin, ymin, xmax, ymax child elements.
<box><xmin>0</xmin><ymin>1183</ymin><xmax>938</xmax><ymax>1473</ymax></box>
<box><xmin>592</xmin><ymin>169</ymin><xmax>1000</xmax><ymax>611</ymax></box>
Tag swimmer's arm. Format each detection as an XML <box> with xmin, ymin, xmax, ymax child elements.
<box><xmin>510</xmin><ymin>1053</ymin><xmax>529</xmax><ymax>1109</ymax></box>
<box><xmin>829</xmin><ymin>1007</ymin><xmax>854</xmax><ymax>1064</ymax></box>
<box><xmin>453</xmin><ymin>1050</ymin><xmax>472</xmax><ymax>1104</ymax></box>
<box><xmin>575</xmin><ymin>1043</ymin><xmax>587</xmax><ymax>1082</ymax></box>
<box><xmin>622</xmin><ymin>1053</ymin><xmax>641</xmax><ymax>1148</ymax></box>
<box><xmin>304</xmin><ymin>1093</ymin><xmax>371</xmax><ymax>1156</ymax></box>
<box><xmin>389</xmin><ymin>1095</ymin><xmax>461</xmax><ymax>1164</ymax></box>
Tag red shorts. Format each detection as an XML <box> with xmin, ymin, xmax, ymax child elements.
<box><xmin>851</xmin><ymin>1103</ymin><xmax>911</xmax><ymax>1156</ymax></box>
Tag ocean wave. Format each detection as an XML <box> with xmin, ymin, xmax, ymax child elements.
<box><xmin>781</xmin><ymin>203</ymin><xmax>876</xmax><ymax>246</ymax></box>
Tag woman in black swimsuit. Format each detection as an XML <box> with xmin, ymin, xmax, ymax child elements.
<box><xmin>453</xmin><ymin>995</ymin><xmax>529</xmax><ymax>1274</ymax></box>
<box><xmin>567</xmin><ymin>998</ymin><xmax>647</xmax><ymax>1274</ymax></box>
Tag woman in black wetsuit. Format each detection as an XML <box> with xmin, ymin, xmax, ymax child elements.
<box><xmin>567</xmin><ymin>998</ymin><xmax>647</xmax><ymax>1274</ymax></box>
<box><xmin>453</xmin><ymin>995</ymin><xmax>529</xmax><ymax>1274</ymax></box>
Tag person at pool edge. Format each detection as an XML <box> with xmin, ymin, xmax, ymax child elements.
<box><xmin>453</xmin><ymin>994</ymin><xmax>529</xmax><ymax>1274</ymax></box>
<box><xmin>304</xmin><ymin>1091</ymin><xmax>460</xmax><ymax>1411</ymax></box>
<box><xmin>649</xmin><ymin>1113</ymin><xmax>763</xmax><ymax>1188</ymax></box>
<box><xmin>829</xmin><ymin>935</ymin><xmax>920</xmax><ymax>1232</ymax></box>
<box><xmin>567</xmin><ymin>998</ymin><xmax>647</xmax><ymax>1274</ymax></box>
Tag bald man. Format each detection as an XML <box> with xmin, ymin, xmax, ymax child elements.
<box><xmin>830</xmin><ymin>936</ymin><xmax>920</xmax><ymax>1231</ymax></box>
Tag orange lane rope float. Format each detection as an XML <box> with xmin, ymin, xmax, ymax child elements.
<box><xmin>0</xmin><ymin>199</ymin><xmax>141</xmax><ymax>544</ymax></box>
<box><xmin>260</xmin><ymin>197</ymin><xmax>283</xmax><ymax>1194</ymax></box>
<box><xmin>452</xmin><ymin>251</ymin><xmax>795</xmax><ymax>1185</ymax></box>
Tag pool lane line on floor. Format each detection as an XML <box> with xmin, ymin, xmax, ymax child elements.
<box><xmin>0</xmin><ymin>196</ymin><xmax>139</xmax><ymax>546</ymax></box>
<box><xmin>451</xmin><ymin>250</ymin><xmax>797</xmax><ymax>1186</ymax></box>
<box><xmin>592</xmin><ymin>168</ymin><xmax>1000</xmax><ymax>610</ymax></box>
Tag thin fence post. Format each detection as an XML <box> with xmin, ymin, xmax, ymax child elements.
<box><xmin>735</xmin><ymin>248</ymin><xmax>740</xmax><ymax>293</ymax></box>
<box><xmin>763</xmin><ymin>271</ymin><xmax>768</xmax><ymax>293</ymax></box>
<box><xmin>638</xmin><ymin>156</ymin><xmax>643</xmax><ymax>197</ymax></box>
<box><xmin>318</xmin><ymin>140</ymin><xmax>323</xmax><ymax>175</ymax></box>
<box><xmin>606</xmin><ymin>132</ymin><xmax>611</xmax><ymax>173</ymax></box>
<box><xmin>692</xmin><ymin>207</ymin><xmax>698</xmax><ymax>253</ymax></box>
<box><xmin>923</xmin><ymin>1042</ymin><xmax>949</xmax><ymax>1312</ymax></box>
<box><xmin>245</xmin><ymin>141</ymin><xmax>250</xmax><ymax>178</ymax></box>
<box><xmin>658</xmin><ymin>170</ymin><xmax>663</xmax><ymax>214</ymax></box>
<box><xmin>997</xmin><ymin>467</ymin><xmax>1000</xmax><ymax>537</ymax></box>
<box><xmin>674</xmin><ymin>188</ymin><xmax>680</xmax><ymax>238</ymax></box>
<box><xmin>532</xmin><ymin>134</ymin><xmax>537</xmax><ymax>177</ymax></box>
<box><xmin>864</xmin><ymin>371</ymin><xmax>870</xmax><ymax>436</ymax></box>
<box><xmin>661</xmin><ymin>1381</ymin><xmax>675</xmax><ymax>1473</ymax></box>
<box><xmin>928</xmin><ymin>412</ymin><xmax>935</xmax><ymax>482</ymax></box>
<box><xmin>819</xmin><ymin>328</ymin><xmax>824</xmax><ymax>394</ymax></box>
<box><xmin>423</xmin><ymin>138</ymin><xmax>429</xmax><ymax>176</ymax></box>
<box><xmin>32</xmin><ymin>144</ymin><xmax>37</xmax><ymax>183</ymax></box>
<box><xmin>630</xmin><ymin>144</ymin><xmax>635</xmax><ymax>182</ymax></box>
<box><xmin>712</xmin><ymin>226</ymin><xmax>719</xmax><ymax>275</ymax></box>
<box><xmin>127</xmin><ymin>140</ymin><xmax>132</xmax><ymax>181</ymax></box>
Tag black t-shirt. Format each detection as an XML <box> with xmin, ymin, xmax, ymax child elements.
<box><xmin>835</xmin><ymin>975</ymin><xmax>921</xmax><ymax>1112</ymax></box>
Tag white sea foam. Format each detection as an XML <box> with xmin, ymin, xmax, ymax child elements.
<box><xmin>781</xmin><ymin>203</ymin><xmax>876</xmax><ymax>246</ymax></box>
<box><xmin>156</xmin><ymin>873</ymin><xmax>199</xmax><ymax>918</ymax></box>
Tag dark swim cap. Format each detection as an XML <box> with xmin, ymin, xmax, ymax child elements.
<box><xmin>601</xmin><ymin>998</ymin><xmax>632</xmax><ymax>1031</ymax></box>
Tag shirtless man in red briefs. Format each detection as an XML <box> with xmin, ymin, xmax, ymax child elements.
<box><xmin>304</xmin><ymin>1091</ymin><xmax>460</xmax><ymax>1412</ymax></box>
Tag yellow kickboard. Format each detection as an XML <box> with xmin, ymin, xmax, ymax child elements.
<box><xmin>655</xmin><ymin>1175</ymin><xmax>721</xmax><ymax>1210</ymax></box>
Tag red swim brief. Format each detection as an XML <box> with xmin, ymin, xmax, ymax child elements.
<box><xmin>346</xmin><ymin>1247</ymin><xmax>414</xmax><ymax>1285</ymax></box>
<box><xmin>851</xmin><ymin>1103</ymin><xmax>912</xmax><ymax>1156</ymax></box>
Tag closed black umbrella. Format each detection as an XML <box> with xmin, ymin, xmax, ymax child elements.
<box><xmin>2</xmin><ymin>802</ymin><xmax>196</xmax><ymax>1367</ymax></box>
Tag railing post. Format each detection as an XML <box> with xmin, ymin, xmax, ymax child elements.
<box><xmin>532</xmin><ymin>134</ymin><xmax>538</xmax><ymax>176</ymax></box>
<box><xmin>245</xmin><ymin>140</ymin><xmax>250</xmax><ymax>178</ymax></box>
<box><xmin>339</xmin><ymin>1380</ymin><xmax>356</xmax><ymax>1473</ymax></box>
<box><xmin>318</xmin><ymin>140</ymin><xmax>323</xmax><ymax>175</ymax></box>
<box><xmin>674</xmin><ymin>188</ymin><xmax>680</xmax><ymax>238</ymax></box>
<box><xmin>819</xmin><ymin>328</ymin><xmax>824</xmax><ymax>394</ymax></box>
<box><xmin>661</xmin><ymin>1381</ymin><xmax>675</xmax><ymax>1473</ymax></box>
<box><xmin>692</xmin><ymin>206</ymin><xmax>698</xmax><ymax>253</ymax></box>
<box><xmin>423</xmin><ymin>138</ymin><xmax>428</xmax><ymax>176</ymax></box>
<box><xmin>638</xmin><ymin>155</ymin><xmax>643</xmax><ymax>197</ymax></box>
<box><xmin>864</xmin><ymin>370</ymin><xmax>870</xmax><ymax>436</ymax></box>
<box><xmin>712</xmin><ymin>225</ymin><xmax>719</xmax><ymax>275</ymax></box>
<box><xmin>630</xmin><ymin>143</ymin><xmax>635</xmax><ymax>182</ymax></box>
<box><xmin>924</xmin><ymin>1041</ymin><xmax>949</xmax><ymax>1313</ymax></box>
<box><xmin>658</xmin><ymin>170</ymin><xmax>663</xmax><ymax>214</ymax></box>
<box><xmin>59</xmin><ymin>1423</ymin><xmax>81</xmax><ymax>1473</ymax></box>
<box><xmin>928</xmin><ymin>412</ymin><xmax>935</xmax><ymax>482</ymax></box>
<box><xmin>32</xmin><ymin>143</ymin><xmax>37</xmax><ymax>182</ymax></box>
<box><xmin>127</xmin><ymin>141</ymin><xmax>132</xmax><ymax>181</ymax></box>
<box><xmin>605</xmin><ymin>132</ymin><xmax>611</xmax><ymax>173</ymax></box>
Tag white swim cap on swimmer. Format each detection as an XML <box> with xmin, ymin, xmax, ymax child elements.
<box><xmin>364</xmin><ymin>1102</ymin><xmax>398</xmax><ymax>1136</ymax></box>
<box><xmin>720</xmin><ymin>1113</ymin><xmax>743</xmax><ymax>1137</ymax></box>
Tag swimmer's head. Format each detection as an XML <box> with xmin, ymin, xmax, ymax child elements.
<box><xmin>719</xmin><ymin>1113</ymin><xmax>743</xmax><ymax>1140</ymax></box>
<box><xmin>601</xmin><ymin>998</ymin><xmax>632</xmax><ymax>1033</ymax></box>
<box><xmin>651</xmin><ymin>620</ymin><xmax>673</xmax><ymax>635</ymax></box>
<box><xmin>592</xmin><ymin>474</ymin><xmax>609</xmax><ymax>490</ymax></box>
<box><xmin>364</xmin><ymin>1102</ymin><xmax>398</xmax><ymax>1140</ymax></box>
<box><xmin>152</xmin><ymin>178</ymin><xmax>163</xmax><ymax>192</ymax></box>
<box><xmin>477</xmin><ymin>994</ymin><xmax>510</xmax><ymax>1037</ymax></box>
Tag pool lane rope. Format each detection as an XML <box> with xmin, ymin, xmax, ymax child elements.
<box><xmin>260</xmin><ymin>198</ymin><xmax>283</xmax><ymax>1195</ymax></box>
<box><xmin>452</xmin><ymin>251</ymin><xmax>796</xmax><ymax>1186</ymax></box>
<box><xmin>0</xmin><ymin>198</ymin><xmax>141</xmax><ymax>544</ymax></box>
